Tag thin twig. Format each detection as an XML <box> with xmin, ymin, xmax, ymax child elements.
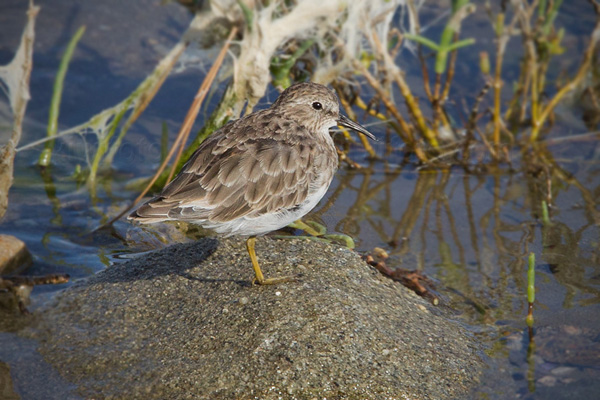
<box><xmin>166</xmin><ymin>27</ymin><xmax>237</xmax><ymax>183</ymax></box>
<box><xmin>95</xmin><ymin>27</ymin><xmax>238</xmax><ymax>230</ymax></box>
<box><xmin>493</xmin><ymin>12</ymin><xmax>506</xmax><ymax>151</ymax></box>
<box><xmin>440</xmin><ymin>34</ymin><xmax>459</xmax><ymax>103</ymax></box>
<box><xmin>370</xmin><ymin>30</ymin><xmax>439</xmax><ymax>149</ymax></box>
<box><xmin>464</xmin><ymin>82</ymin><xmax>493</xmax><ymax>161</ymax></box>
<box><xmin>354</xmin><ymin>61</ymin><xmax>415</xmax><ymax>144</ymax></box>
<box><xmin>337</xmin><ymin>92</ymin><xmax>376</xmax><ymax>158</ymax></box>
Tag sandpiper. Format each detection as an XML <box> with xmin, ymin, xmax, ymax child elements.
<box><xmin>128</xmin><ymin>82</ymin><xmax>375</xmax><ymax>284</ymax></box>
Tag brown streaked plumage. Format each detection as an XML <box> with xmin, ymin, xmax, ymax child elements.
<box><xmin>128</xmin><ymin>82</ymin><xmax>375</xmax><ymax>284</ymax></box>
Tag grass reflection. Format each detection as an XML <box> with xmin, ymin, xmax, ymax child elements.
<box><xmin>319</xmin><ymin>158</ymin><xmax>599</xmax><ymax>325</ymax></box>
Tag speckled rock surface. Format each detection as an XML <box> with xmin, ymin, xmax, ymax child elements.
<box><xmin>29</xmin><ymin>237</ymin><xmax>483</xmax><ymax>399</ymax></box>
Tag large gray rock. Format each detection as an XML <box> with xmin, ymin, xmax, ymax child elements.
<box><xmin>30</xmin><ymin>237</ymin><xmax>483</xmax><ymax>399</ymax></box>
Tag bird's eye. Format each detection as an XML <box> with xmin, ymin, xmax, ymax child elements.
<box><xmin>312</xmin><ymin>102</ymin><xmax>323</xmax><ymax>110</ymax></box>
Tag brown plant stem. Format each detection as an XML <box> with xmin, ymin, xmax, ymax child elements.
<box><xmin>463</xmin><ymin>82</ymin><xmax>494</xmax><ymax>161</ymax></box>
<box><xmin>96</xmin><ymin>27</ymin><xmax>238</xmax><ymax>230</ymax></box>
<box><xmin>370</xmin><ymin>30</ymin><xmax>439</xmax><ymax>149</ymax></box>
<box><xmin>166</xmin><ymin>28</ymin><xmax>238</xmax><ymax>182</ymax></box>
<box><xmin>338</xmin><ymin>94</ymin><xmax>376</xmax><ymax>158</ymax></box>
<box><xmin>492</xmin><ymin>12</ymin><xmax>506</xmax><ymax>151</ymax></box>
<box><xmin>354</xmin><ymin>60</ymin><xmax>427</xmax><ymax>161</ymax></box>
<box><xmin>441</xmin><ymin>35</ymin><xmax>459</xmax><ymax>103</ymax></box>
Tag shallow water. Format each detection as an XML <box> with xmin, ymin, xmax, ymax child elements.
<box><xmin>1</xmin><ymin>1</ymin><xmax>599</xmax><ymax>399</ymax></box>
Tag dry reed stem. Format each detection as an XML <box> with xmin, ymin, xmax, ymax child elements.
<box><xmin>166</xmin><ymin>28</ymin><xmax>238</xmax><ymax>182</ymax></box>
<box><xmin>354</xmin><ymin>96</ymin><xmax>389</xmax><ymax>122</ymax></box>
<box><xmin>518</xmin><ymin>1</ymin><xmax>541</xmax><ymax>122</ymax></box>
<box><xmin>370</xmin><ymin>29</ymin><xmax>439</xmax><ymax>148</ymax></box>
<box><xmin>441</xmin><ymin>37</ymin><xmax>459</xmax><ymax>102</ymax></box>
<box><xmin>1</xmin><ymin>274</ymin><xmax>69</xmax><ymax>286</ymax></box>
<box><xmin>407</xmin><ymin>0</ymin><xmax>433</xmax><ymax>100</ymax></box>
<box><xmin>353</xmin><ymin>60</ymin><xmax>430</xmax><ymax>162</ymax></box>
<box><xmin>432</xmin><ymin>73</ymin><xmax>442</xmax><ymax>128</ymax></box>
<box><xmin>433</xmin><ymin>71</ymin><xmax>442</xmax><ymax>104</ymax></box>
<box><xmin>354</xmin><ymin>61</ymin><xmax>414</xmax><ymax>140</ymax></box>
<box><xmin>418</xmin><ymin>49</ymin><xmax>433</xmax><ymax>101</ymax></box>
<box><xmin>493</xmin><ymin>5</ymin><xmax>527</xmax><ymax>141</ymax></box>
<box><xmin>492</xmin><ymin>13</ymin><xmax>506</xmax><ymax>150</ymax></box>
<box><xmin>338</xmin><ymin>95</ymin><xmax>376</xmax><ymax>158</ymax></box>
<box><xmin>463</xmin><ymin>82</ymin><xmax>494</xmax><ymax>161</ymax></box>
<box><xmin>98</xmin><ymin>28</ymin><xmax>237</xmax><ymax>229</ymax></box>
<box><xmin>519</xmin><ymin>59</ymin><xmax>532</xmax><ymax>123</ymax></box>
<box><xmin>354</xmin><ymin>95</ymin><xmax>407</xmax><ymax>141</ymax></box>
<box><xmin>141</xmin><ymin>26</ymin><xmax>236</xmax><ymax>203</ymax></box>
<box><xmin>476</xmin><ymin>124</ymin><xmax>497</xmax><ymax>159</ymax></box>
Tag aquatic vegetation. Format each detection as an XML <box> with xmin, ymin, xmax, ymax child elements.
<box><xmin>7</xmin><ymin>0</ymin><xmax>596</xmax><ymax>195</ymax></box>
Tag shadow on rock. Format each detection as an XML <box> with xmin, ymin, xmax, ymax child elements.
<box><xmin>92</xmin><ymin>238</ymin><xmax>225</xmax><ymax>285</ymax></box>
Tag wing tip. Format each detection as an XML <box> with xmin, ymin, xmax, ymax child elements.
<box><xmin>127</xmin><ymin>202</ymin><xmax>171</xmax><ymax>224</ymax></box>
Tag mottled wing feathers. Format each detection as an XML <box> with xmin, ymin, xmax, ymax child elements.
<box><xmin>130</xmin><ymin>109</ymin><xmax>320</xmax><ymax>225</ymax></box>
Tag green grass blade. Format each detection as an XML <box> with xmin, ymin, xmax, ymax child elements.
<box><xmin>403</xmin><ymin>33</ymin><xmax>440</xmax><ymax>51</ymax></box>
<box><xmin>38</xmin><ymin>25</ymin><xmax>86</xmax><ymax>167</ymax></box>
<box><xmin>527</xmin><ymin>252</ymin><xmax>535</xmax><ymax>304</ymax></box>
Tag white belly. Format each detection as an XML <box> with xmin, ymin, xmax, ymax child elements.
<box><xmin>201</xmin><ymin>180</ymin><xmax>331</xmax><ymax>237</ymax></box>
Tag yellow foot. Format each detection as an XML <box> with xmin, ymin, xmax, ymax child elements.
<box><xmin>246</xmin><ymin>236</ymin><xmax>295</xmax><ymax>286</ymax></box>
<box><xmin>252</xmin><ymin>276</ymin><xmax>295</xmax><ymax>285</ymax></box>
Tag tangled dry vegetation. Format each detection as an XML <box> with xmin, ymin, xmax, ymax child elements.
<box><xmin>6</xmin><ymin>0</ymin><xmax>600</xmax><ymax>206</ymax></box>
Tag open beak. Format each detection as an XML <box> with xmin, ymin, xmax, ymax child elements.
<box><xmin>337</xmin><ymin>114</ymin><xmax>377</xmax><ymax>141</ymax></box>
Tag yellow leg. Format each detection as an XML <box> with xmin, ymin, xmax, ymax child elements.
<box><xmin>246</xmin><ymin>236</ymin><xmax>293</xmax><ymax>285</ymax></box>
